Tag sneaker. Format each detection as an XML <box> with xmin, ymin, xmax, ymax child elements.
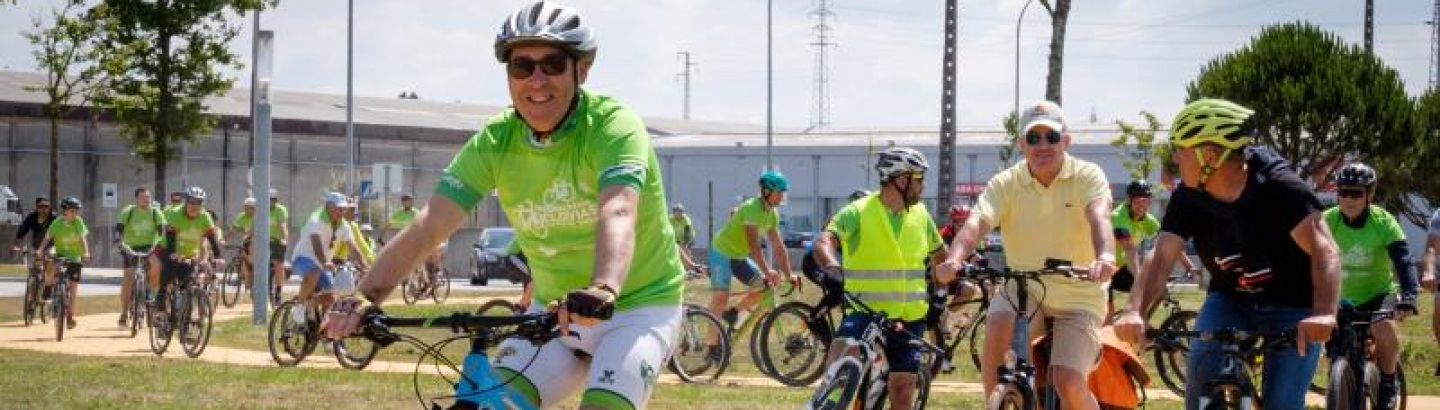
<box><xmin>721</xmin><ymin>308</ymin><xmax>739</xmax><ymax>331</ymax></box>
<box><xmin>1377</xmin><ymin>374</ymin><xmax>1400</xmax><ymax>410</ymax></box>
<box><xmin>118</xmin><ymin>313</ymin><xmax>128</xmax><ymax>327</ymax></box>
<box><xmin>41</xmin><ymin>285</ymin><xmax>53</xmax><ymax>301</ymax></box>
<box><xmin>707</xmin><ymin>345</ymin><xmax>725</xmax><ymax>363</ymax></box>
<box><xmin>67</xmin><ymin>317</ymin><xmax>77</xmax><ymax>329</ymax></box>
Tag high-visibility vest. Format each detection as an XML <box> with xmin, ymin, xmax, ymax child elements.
<box><xmin>841</xmin><ymin>195</ymin><xmax>932</xmax><ymax>321</ymax></box>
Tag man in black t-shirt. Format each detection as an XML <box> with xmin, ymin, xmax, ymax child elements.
<box><xmin>1115</xmin><ymin>99</ymin><xmax>1341</xmax><ymax>409</ymax></box>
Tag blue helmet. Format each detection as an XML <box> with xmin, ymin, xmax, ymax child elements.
<box><xmin>759</xmin><ymin>171</ymin><xmax>789</xmax><ymax>192</ymax></box>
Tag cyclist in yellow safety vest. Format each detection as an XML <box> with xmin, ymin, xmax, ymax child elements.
<box><xmin>811</xmin><ymin>147</ymin><xmax>946</xmax><ymax>410</ymax></box>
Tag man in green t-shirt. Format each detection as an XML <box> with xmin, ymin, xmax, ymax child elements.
<box><xmin>325</xmin><ymin>4</ymin><xmax>685</xmax><ymax>408</ymax></box>
<box><xmin>265</xmin><ymin>190</ymin><xmax>290</xmax><ymax>305</ymax></box>
<box><xmin>1323</xmin><ymin>163</ymin><xmax>1418</xmax><ymax>409</ymax></box>
<box><xmin>158</xmin><ymin>188</ymin><xmax>223</xmax><ymax>317</ymax></box>
<box><xmin>229</xmin><ymin>197</ymin><xmax>257</xmax><ymax>292</ymax></box>
<box><xmin>1107</xmin><ymin>180</ymin><xmax>1196</xmax><ymax>315</ymax></box>
<box><xmin>41</xmin><ymin>197</ymin><xmax>89</xmax><ymax>329</ymax></box>
<box><xmin>708</xmin><ymin>171</ymin><xmax>796</xmax><ymax>331</ymax></box>
<box><xmin>113</xmin><ymin>187</ymin><xmax>165</xmax><ymax>326</ymax></box>
<box><xmin>669</xmin><ymin>203</ymin><xmax>699</xmax><ymax>271</ymax></box>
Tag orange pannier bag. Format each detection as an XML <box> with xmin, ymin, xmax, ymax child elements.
<box><xmin>1032</xmin><ymin>325</ymin><xmax>1150</xmax><ymax>410</ymax></box>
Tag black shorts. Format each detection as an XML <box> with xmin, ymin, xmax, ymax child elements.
<box><xmin>1353</xmin><ymin>293</ymin><xmax>1392</xmax><ymax>312</ymax></box>
<box><xmin>54</xmin><ymin>260</ymin><xmax>83</xmax><ymax>282</ymax></box>
<box><xmin>269</xmin><ymin>241</ymin><xmax>287</xmax><ymax>263</ymax></box>
<box><xmin>1108</xmin><ymin>267</ymin><xmax>1135</xmax><ymax>293</ymax></box>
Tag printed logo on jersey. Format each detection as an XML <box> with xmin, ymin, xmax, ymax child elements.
<box><xmin>1341</xmin><ymin>242</ymin><xmax>1373</xmax><ymax>271</ymax></box>
<box><xmin>513</xmin><ymin>180</ymin><xmax>595</xmax><ymax>239</ymax></box>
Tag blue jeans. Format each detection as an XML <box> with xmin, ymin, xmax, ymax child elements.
<box><xmin>1186</xmin><ymin>291</ymin><xmax>1320</xmax><ymax>410</ymax></box>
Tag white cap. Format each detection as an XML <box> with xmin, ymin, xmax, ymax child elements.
<box><xmin>324</xmin><ymin>192</ymin><xmax>354</xmax><ymax>208</ymax></box>
<box><xmin>243</xmin><ymin>197</ymin><xmax>256</xmax><ymax>206</ymax></box>
<box><xmin>1019</xmin><ymin>100</ymin><xmax>1067</xmax><ymax>135</ymax></box>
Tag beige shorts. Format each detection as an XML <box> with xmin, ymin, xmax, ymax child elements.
<box><xmin>986</xmin><ymin>276</ymin><xmax>1104</xmax><ymax>374</ymax></box>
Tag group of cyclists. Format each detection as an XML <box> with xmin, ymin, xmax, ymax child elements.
<box><xmin>4</xmin><ymin>1</ymin><xmax>1437</xmax><ymax>409</ymax></box>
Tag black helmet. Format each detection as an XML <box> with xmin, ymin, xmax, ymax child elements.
<box><xmin>1335</xmin><ymin>163</ymin><xmax>1376</xmax><ymax>188</ymax></box>
<box><xmin>848</xmin><ymin>190</ymin><xmax>870</xmax><ymax>202</ymax></box>
<box><xmin>1125</xmin><ymin>180</ymin><xmax>1153</xmax><ymax>198</ymax></box>
<box><xmin>60</xmin><ymin>197</ymin><xmax>82</xmax><ymax>209</ymax></box>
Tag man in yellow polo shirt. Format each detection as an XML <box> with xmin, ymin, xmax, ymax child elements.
<box><xmin>937</xmin><ymin>100</ymin><xmax>1117</xmax><ymax>410</ymax></box>
<box><xmin>812</xmin><ymin>147</ymin><xmax>944</xmax><ymax>410</ymax></box>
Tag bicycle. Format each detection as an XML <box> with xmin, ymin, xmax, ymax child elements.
<box><xmin>268</xmin><ymin>264</ymin><xmax>376</xmax><ymax>369</ymax></box>
<box><xmin>754</xmin><ymin>280</ymin><xmax>840</xmax><ymax>387</ymax></box>
<box><xmin>118</xmin><ymin>246</ymin><xmax>152</xmax><ymax>338</ymax></box>
<box><xmin>962</xmin><ymin>261</ymin><xmax>1088</xmax><ymax>410</ymax></box>
<box><xmin>1325</xmin><ymin>302</ymin><xmax>1408</xmax><ymax>410</ymax></box>
<box><xmin>45</xmin><ymin>255</ymin><xmax>79</xmax><ymax>342</ymax></box>
<box><xmin>401</xmin><ymin>262</ymin><xmax>451</xmax><ymax>305</ymax></box>
<box><xmin>18</xmin><ymin>248</ymin><xmax>48</xmax><ymax>326</ymax></box>
<box><xmin>343</xmin><ymin>308</ymin><xmax>562</xmax><ymax>409</ymax></box>
<box><xmin>927</xmin><ymin>273</ymin><xmax>994</xmax><ymax>376</ymax></box>
<box><xmin>1144</xmin><ymin>327</ymin><xmax>1297</xmax><ymax>409</ymax></box>
<box><xmin>804</xmin><ymin>291</ymin><xmax>945</xmax><ymax>410</ymax></box>
<box><xmin>711</xmin><ymin>277</ymin><xmax>826</xmax><ymax>385</ymax></box>
<box><xmin>219</xmin><ymin>242</ymin><xmax>249</xmax><ymax>308</ymax></box>
<box><xmin>1141</xmin><ymin>281</ymin><xmax>1200</xmax><ymax>396</ymax></box>
<box><xmin>149</xmin><ymin>257</ymin><xmax>215</xmax><ymax>358</ymax></box>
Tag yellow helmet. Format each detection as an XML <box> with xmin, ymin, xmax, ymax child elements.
<box><xmin>1170</xmin><ymin>98</ymin><xmax>1255</xmax><ymax>150</ymax></box>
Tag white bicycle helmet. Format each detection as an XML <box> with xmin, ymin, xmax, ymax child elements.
<box><xmin>494</xmin><ymin>1</ymin><xmax>598</xmax><ymax>62</ymax></box>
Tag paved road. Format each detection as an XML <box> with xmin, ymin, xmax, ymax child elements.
<box><xmin>0</xmin><ymin>267</ymin><xmax>522</xmax><ymax>298</ymax></box>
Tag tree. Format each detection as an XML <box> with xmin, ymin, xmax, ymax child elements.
<box><xmin>92</xmin><ymin>0</ymin><xmax>272</xmax><ymax>195</ymax></box>
<box><xmin>1109</xmin><ymin>110</ymin><xmax>1171</xmax><ymax>184</ymax></box>
<box><xmin>1377</xmin><ymin>88</ymin><xmax>1440</xmax><ymax>224</ymax></box>
<box><xmin>1186</xmin><ymin>22</ymin><xmax>1414</xmax><ymax>207</ymax></box>
<box><xmin>997</xmin><ymin>111</ymin><xmax>1018</xmax><ymax>170</ymax></box>
<box><xmin>1039</xmin><ymin>0</ymin><xmax>1071</xmax><ymax>104</ymax></box>
<box><xmin>25</xmin><ymin>0</ymin><xmax>108</xmax><ymax>202</ymax></box>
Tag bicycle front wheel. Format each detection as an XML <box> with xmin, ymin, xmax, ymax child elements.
<box><xmin>333</xmin><ymin>335</ymin><xmax>379</xmax><ymax>370</ymax></box>
<box><xmin>1201</xmin><ymin>384</ymin><xmax>1256</xmax><ymax>410</ymax></box>
<box><xmin>52</xmin><ymin>287</ymin><xmax>67</xmax><ymax>342</ymax></box>
<box><xmin>669</xmin><ymin>305</ymin><xmax>728</xmax><ymax>383</ymax></box>
<box><xmin>988</xmin><ymin>382</ymin><xmax>1036</xmax><ymax>410</ymax></box>
<box><xmin>431</xmin><ymin>270</ymin><xmax>451</xmax><ymax>304</ymax></box>
<box><xmin>128</xmin><ymin>274</ymin><xmax>146</xmax><ymax>338</ymax></box>
<box><xmin>22</xmin><ymin>273</ymin><xmax>40</xmax><ymax>326</ymax></box>
<box><xmin>148</xmin><ymin>292</ymin><xmax>174</xmax><ymax>355</ymax></box>
<box><xmin>805</xmin><ymin>358</ymin><xmax>863</xmax><ymax>410</ymax></box>
<box><xmin>1154</xmin><ymin>309</ymin><xmax>1197</xmax><ymax>396</ymax></box>
<box><xmin>268</xmin><ymin>300</ymin><xmax>318</xmax><ymax>366</ymax></box>
<box><xmin>756</xmin><ymin>301</ymin><xmax>830</xmax><ymax>387</ymax></box>
<box><xmin>180</xmin><ymin>290</ymin><xmax>214</xmax><ymax>358</ymax></box>
<box><xmin>400</xmin><ymin>274</ymin><xmax>419</xmax><ymax>305</ymax></box>
<box><xmin>220</xmin><ymin>259</ymin><xmax>242</xmax><ymax>308</ymax></box>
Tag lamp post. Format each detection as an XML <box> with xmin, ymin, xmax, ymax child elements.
<box><xmin>1014</xmin><ymin>0</ymin><xmax>1038</xmax><ymax>119</ymax></box>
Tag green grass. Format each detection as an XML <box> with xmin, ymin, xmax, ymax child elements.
<box><xmin>0</xmin><ymin>294</ymin><xmax>124</xmax><ymax>324</ymax></box>
<box><xmin>0</xmin><ymin>263</ymin><xmax>25</xmax><ymax>275</ymax></box>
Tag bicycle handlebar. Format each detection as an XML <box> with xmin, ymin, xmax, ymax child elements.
<box><xmin>1145</xmin><ymin>327</ymin><xmax>1297</xmax><ymax>348</ymax></box>
<box><xmin>838</xmin><ymin>291</ymin><xmax>946</xmax><ymax>355</ymax></box>
<box><xmin>353</xmin><ymin>309</ymin><xmax>561</xmax><ymax>347</ymax></box>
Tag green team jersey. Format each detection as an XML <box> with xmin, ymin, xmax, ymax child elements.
<box><xmin>670</xmin><ymin>213</ymin><xmax>694</xmax><ymax>243</ymax></box>
<box><xmin>118</xmin><ymin>205</ymin><xmax>166</xmax><ymax>248</ymax></box>
<box><xmin>714</xmin><ymin>198</ymin><xmax>780</xmax><ymax>259</ymax></box>
<box><xmin>230</xmin><ymin>211</ymin><xmax>253</xmax><ymax>234</ymax></box>
<box><xmin>1111</xmin><ymin>203</ymin><xmax>1161</xmax><ymax>268</ymax></box>
<box><xmin>46</xmin><ymin>216</ymin><xmax>88</xmax><ymax>259</ymax></box>
<box><xmin>268</xmin><ymin>204</ymin><xmax>289</xmax><ymax>241</ymax></box>
<box><xmin>165</xmin><ymin>208</ymin><xmax>217</xmax><ymax>258</ymax></box>
<box><xmin>436</xmin><ymin>90</ymin><xmax>683</xmax><ymax>311</ymax></box>
<box><xmin>1324</xmin><ymin>205</ymin><xmax>1405</xmax><ymax>303</ymax></box>
<box><xmin>389</xmin><ymin>208</ymin><xmax>418</xmax><ymax>231</ymax></box>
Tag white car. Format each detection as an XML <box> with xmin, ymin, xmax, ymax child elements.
<box><xmin>0</xmin><ymin>185</ymin><xmax>20</xmax><ymax>225</ymax></box>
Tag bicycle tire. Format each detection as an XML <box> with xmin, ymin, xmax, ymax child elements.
<box><xmin>221</xmin><ymin>258</ymin><xmax>242</xmax><ymax>308</ymax></box>
<box><xmin>1154</xmin><ymin>309</ymin><xmax>1198</xmax><ymax>396</ymax></box>
<box><xmin>965</xmin><ymin>311</ymin><xmax>988</xmax><ymax>373</ymax></box>
<box><xmin>333</xmin><ymin>335</ymin><xmax>380</xmax><ymax>370</ymax></box>
<box><xmin>1363</xmin><ymin>360</ymin><xmax>1407</xmax><ymax>410</ymax></box>
<box><xmin>181</xmin><ymin>290</ymin><xmax>214</xmax><ymax>358</ymax></box>
<box><xmin>128</xmin><ymin>272</ymin><xmax>146</xmax><ymax>338</ymax></box>
<box><xmin>431</xmin><ymin>269</ymin><xmax>451</xmax><ymax>304</ymax></box>
<box><xmin>53</xmin><ymin>285</ymin><xmax>67</xmax><ymax>342</ymax></box>
<box><xmin>756</xmin><ymin>301</ymin><xmax>829</xmax><ymax>387</ymax></box>
<box><xmin>22</xmin><ymin>273</ymin><xmax>39</xmax><ymax>326</ymax></box>
<box><xmin>268</xmin><ymin>300</ymin><xmax>316</xmax><ymax>366</ymax></box>
<box><xmin>806</xmin><ymin>358</ymin><xmax>863</xmax><ymax>410</ymax></box>
<box><xmin>149</xmin><ymin>291</ymin><xmax>174</xmax><ymax>355</ymax></box>
<box><xmin>475</xmin><ymin>299</ymin><xmax>523</xmax><ymax>316</ymax></box>
<box><xmin>912</xmin><ymin>365</ymin><xmax>934</xmax><ymax>410</ymax></box>
<box><xmin>400</xmin><ymin>274</ymin><xmax>419</xmax><ymax>305</ymax></box>
<box><xmin>669</xmin><ymin>305</ymin><xmax>728</xmax><ymax>383</ymax></box>
<box><xmin>1201</xmin><ymin>384</ymin><xmax>1255</xmax><ymax>410</ymax></box>
<box><xmin>987</xmin><ymin>382</ymin><xmax>1036</xmax><ymax>410</ymax></box>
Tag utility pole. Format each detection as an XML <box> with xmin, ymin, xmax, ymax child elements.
<box><xmin>676</xmin><ymin>51</ymin><xmax>698</xmax><ymax>120</ymax></box>
<box><xmin>810</xmin><ymin>0</ymin><xmax>836</xmax><ymax>130</ymax></box>
<box><xmin>937</xmin><ymin>0</ymin><xmax>958</xmax><ymax>215</ymax></box>
<box><xmin>1429</xmin><ymin>0</ymin><xmax>1439</xmax><ymax>89</ymax></box>
<box><xmin>1364</xmin><ymin>0</ymin><xmax>1375</xmax><ymax>53</ymax></box>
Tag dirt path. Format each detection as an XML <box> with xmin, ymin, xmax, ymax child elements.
<box><xmin>4</xmin><ymin>304</ymin><xmax>1439</xmax><ymax>408</ymax></box>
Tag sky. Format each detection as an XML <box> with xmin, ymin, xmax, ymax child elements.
<box><xmin>0</xmin><ymin>0</ymin><xmax>1435</xmax><ymax>131</ymax></box>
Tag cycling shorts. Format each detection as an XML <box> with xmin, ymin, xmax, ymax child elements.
<box><xmin>707</xmin><ymin>248</ymin><xmax>764</xmax><ymax>291</ymax></box>
<box><xmin>835</xmin><ymin>313</ymin><xmax>927</xmax><ymax>373</ymax></box>
<box><xmin>290</xmin><ymin>256</ymin><xmax>334</xmax><ymax>293</ymax></box>
<box><xmin>493</xmin><ymin>304</ymin><xmax>681</xmax><ymax>410</ymax></box>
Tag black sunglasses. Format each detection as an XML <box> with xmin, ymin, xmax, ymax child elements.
<box><xmin>1025</xmin><ymin>129</ymin><xmax>1063</xmax><ymax>145</ymax></box>
<box><xmin>506</xmin><ymin>53</ymin><xmax>570</xmax><ymax>79</ymax></box>
<box><xmin>37</xmin><ymin>204</ymin><xmax>51</xmax><ymax>208</ymax></box>
<box><xmin>1337</xmin><ymin>188</ymin><xmax>1368</xmax><ymax>199</ymax></box>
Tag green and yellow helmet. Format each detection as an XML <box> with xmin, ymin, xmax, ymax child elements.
<box><xmin>1170</xmin><ymin>98</ymin><xmax>1255</xmax><ymax>150</ymax></box>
